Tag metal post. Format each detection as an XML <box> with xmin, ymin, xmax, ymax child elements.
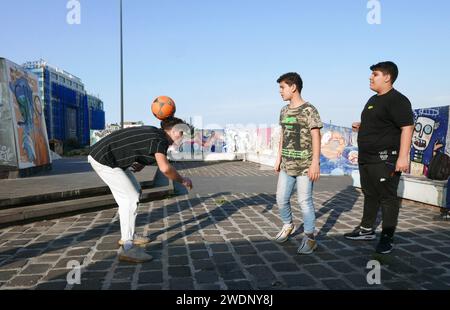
<box><xmin>120</xmin><ymin>0</ymin><xmax>124</xmax><ymax>128</ymax></box>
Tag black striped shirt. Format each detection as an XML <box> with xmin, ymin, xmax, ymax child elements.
<box><xmin>89</xmin><ymin>126</ymin><xmax>169</xmax><ymax>169</ymax></box>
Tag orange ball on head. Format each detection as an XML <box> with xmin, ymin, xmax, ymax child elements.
<box><xmin>151</xmin><ymin>96</ymin><xmax>176</xmax><ymax>120</ymax></box>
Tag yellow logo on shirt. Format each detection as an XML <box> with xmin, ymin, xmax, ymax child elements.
<box><xmin>368</xmin><ymin>106</ymin><xmax>374</xmax><ymax>110</ymax></box>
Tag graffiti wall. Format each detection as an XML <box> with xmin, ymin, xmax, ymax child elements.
<box><xmin>90</xmin><ymin>126</ymin><xmax>120</xmax><ymax>146</ymax></box>
<box><xmin>169</xmin><ymin>129</ymin><xmax>226</xmax><ymax>160</ymax></box>
<box><xmin>0</xmin><ymin>59</ymin><xmax>18</xmax><ymax>168</ymax></box>
<box><xmin>409</xmin><ymin>106</ymin><xmax>450</xmax><ymax>177</ymax></box>
<box><xmin>0</xmin><ymin>58</ymin><xmax>51</xmax><ymax>170</ymax></box>
<box><xmin>320</xmin><ymin>124</ymin><xmax>359</xmax><ymax>175</ymax></box>
<box><xmin>166</xmin><ymin>123</ymin><xmax>358</xmax><ymax>175</ymax></box>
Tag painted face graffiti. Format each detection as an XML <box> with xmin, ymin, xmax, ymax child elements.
<box><xmin>412</xmin><ymin>116</ymin><xmax>435</xmax><ymax>151</ymax></box>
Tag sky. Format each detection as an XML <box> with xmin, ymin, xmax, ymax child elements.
<box><xmin>1</xmin><ymin>0</ymin><xmax>450</xmax><ymax>129</ymax></box>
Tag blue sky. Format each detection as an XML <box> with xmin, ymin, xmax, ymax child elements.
<box><xmin>1</xmin><ymin>0</ymin><xmax>450</xmax><ymax>128</ymax></box>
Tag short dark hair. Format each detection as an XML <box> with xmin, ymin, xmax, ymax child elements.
<box><xmin>370</xmin><ymin>61</ymin><xmax>399</xmax><ymax>84</ymax></box>
<box><xmin>160</xmin><ymin>116</ymin><xmax>186</xmax><ymax>130</ymax></box>
<box><xmin>277</xmin><ymin>72</ymin><xmax>303</xmax><ymax>93</ymax></box>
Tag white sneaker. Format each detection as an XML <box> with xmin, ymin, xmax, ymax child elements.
<box><xmin>274</xmin><ymin>223</ymin><xmax>296</xmax><ymax>243</ymax></box>
<box><xmin>297</xmin><ymin>235</ymin><xmax>317</xmax><ymax>255</ymax></box>
<box><xmin>118</xmin><ymin>245</ymin><xmax>153</xmax><ymax>263</ymax></box>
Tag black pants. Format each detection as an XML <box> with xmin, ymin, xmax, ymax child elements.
<box><xmin>359</xmin><ymin>162</ymin><xmax>401</xmax><ymax>237</ymax></box>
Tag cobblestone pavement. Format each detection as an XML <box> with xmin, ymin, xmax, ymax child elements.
<box><xmin>0</xmin><ymin>162</ymin><xmax>449</xmax><ymax>290</ymax></box>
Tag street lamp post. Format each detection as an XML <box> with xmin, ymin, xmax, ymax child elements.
<box><xmin>120</xmin><ymin>0</ymin><xmax>124</xmax><ymax>128</ymax></box>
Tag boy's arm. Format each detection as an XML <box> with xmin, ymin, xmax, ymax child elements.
<box><xmin>155</xmin><ymin>153</ymin><xmax>193</xmax><ymax>190</ymax></box>
<box><xmin>308</xmin><ymin>128</ymin><xmax>321</xmax><ymax>182</ymax></box>
<box><xmin>395</xmin><ymin>125</ymin><xmax>414</xmax><ymax>173</ymax></box>
<box><xmin>274</xmin><ymin>134</ymin><xmax>283</xmax><ymax>172</ymax></box>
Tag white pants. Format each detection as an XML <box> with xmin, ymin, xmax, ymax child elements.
<box><xmin>88</xmin><ymin>155</ymin><xmax>142</xmax><ymax>242</ymax></box>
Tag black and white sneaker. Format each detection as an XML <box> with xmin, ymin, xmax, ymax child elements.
<box><xmin>376</xmin><ymin>234</ymin><xmax>394</xmax><ymax>254</ymax></box>
<box><xmin>344</xmin><ymin>227</ymin><xmax>376</xmax><ymax>240</ymax></box>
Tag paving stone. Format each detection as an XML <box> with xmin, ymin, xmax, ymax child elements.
<box><xmin>91</xmin><ymin>251</ymin><xmax>116</xmax><ymax>261</ymax></box>
<box><xmin>245</xmin><ymin>266</ymin><xmax>276</xmax><ymax>281</ymax></box>
<box><xmin>327</xmin><ymin>261</ymin><xmax>356</xmax><ymax>274</ymax></box>
<box><xmin>83</xmin><ymin>261</ymin><xmax>114</xmax><ymax>271</ymax></box>
<box><xmin>303</xmin><ymin>264</ymin><xmax>338</xmax><ymax>278</ymax></box>
<box><xmin>35</xmin><ymin>281</ymin><xmax>68</xmax><ymax>290</ymax></box>
<box><xmin>212</xmin><ymin>253</ymin><xmax>235</xmax><ymax>264</ymax></box>
<box><xmin>281</xmin><ymin>273</ymin><xmax>317</xmax><ymax>287</ymax></box>
<box><xmin>169</xmin><ymin>278</ymin><xmax>195</xmax><ymax>290</ymax></box>
<box><xmin>42</xmin><ymin>269</ymin><xmax>70</xmax><ymax>282</ymax></box>
<box><xmin>169</xmin><ymin>255</ymin><xmax>189</xmax><ymax>266</ymax></box>
<box><xmin>138</xmin><ymin>284</ymin><xmax>163</xmax><ymax>290</ymax></box>
<box><xmin>21</xmin><ymin>264</ymin><xmax>52</xmax><ymax>275</ymax></box>
<box><xmin>112</xmin><ymin>267</ymin><xmax>135</xmax><ymax>280</ymax></box>
<box><xmin>195</xmin><ymin>270</ymin><xmax>219</xmax><ymax>284</ymax></box>
<box><xmin>71</xmin><ymin>279</ymin><xmax>103</xmax><ymax>290</ymax></box>
<box><xmin>225</xmin><ymin>280</ymin><xmax>253</xmax><ymax>290</ymax></box>
<box><xmin>168</xmin><ymin>246</ymin><xmax>188</xmax><ymax>256</ymax></box>
<box><xmin>0</xmin><ymin>270</ymin><xmax>18</xmax><ymax>281</ymax></box>
<box><xmin>322</xmin><ymin>278</ymin><xmax>353</xmax><ymax>290</ymax></box>
<box><xmin>6</xmin><ymin>275</ymin><xmax>43</xmax><ymax>287</ymax></box>
<box><xmin>260</xmin><ymin>252</ymin><xmax>289</xmax><ymax>263</ymax></box>
<box><xmin>138</xmin><ymin>271</ymin><xmax>163</xmax><ymax>284</ymax></box>
<box><xmin>54</xmin><ymin>257</ymin><xmax>84</xmax><ymax>269</ymax></box>
<box><xmin>239</xmin><ymin>255</ymin><xmax>265</xmax><ymax>266</ymax></box>
<box><xmin>0</xmin><ymin>259</ymin><xmax>28</xmax><ymax>270</ymax></box>
<box><xmin>168</xmin><ymin>266</ymin><xmax>192</xmax><ymax>278</ymax></box>
<box><xmin>271</xmin><ymin>262</ymin><xmax>300</xmax><ymax>272</ymax></box>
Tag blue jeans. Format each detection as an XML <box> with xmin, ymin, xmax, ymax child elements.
<box><xmin>276</xmin><ymin>170</ymin><xmax>316</xmax><ymax>234</ymax></box>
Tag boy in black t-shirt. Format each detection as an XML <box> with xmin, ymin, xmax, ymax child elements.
<box><xmin>344</xmin><ymin>61</ymin><xmax>414</xmax><ymax>254</ymax></box>
<box><xmin>88</xmin><ymin>117</ymin><xmax>193</xmax><ymax>263</ymax></box>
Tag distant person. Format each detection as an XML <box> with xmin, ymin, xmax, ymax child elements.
<box><xmin>344</xmin><ymin>61</ymin><xmax>414</xmax><ymax>254</ymax></box>
<box><xmin>274</xmin><ymin>72</ymin><xmax>323</xmax><ymax>255</ymax></box>
<box><xmin>88</xmin><ymin>117</ymin><xmax>193</xmax><ymax>263</ymax></box>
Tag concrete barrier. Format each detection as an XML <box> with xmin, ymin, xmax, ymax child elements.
<box><xmin>351</xmin><ymin>170</ymin><xmax>447</xmax><ymax>207</ymax></box>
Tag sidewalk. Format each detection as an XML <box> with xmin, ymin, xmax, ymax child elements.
<box><xmin>0</xmin><ymin>157</ymin><xmax>158</xmax><ymax>207</ymax></box>
<box><xmin>0</xmin><ymin>161</ymin><xmax>449</xmax><ymax>290</ymax></box>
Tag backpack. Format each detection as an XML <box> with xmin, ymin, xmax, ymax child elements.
<box><xmin>427</xmin><ymin>152</ymin><xmax>450</xmax><ymax>180</ymax></box>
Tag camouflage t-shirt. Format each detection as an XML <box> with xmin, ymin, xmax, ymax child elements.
<box><xmin>279</xmin><ymin>103</ymin><xmax>323</xmax><ymax>176</ymax></box>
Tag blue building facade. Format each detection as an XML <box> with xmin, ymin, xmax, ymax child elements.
<box><xmin>22</xmin><ymin>59</ymin><xmax>105</xmax><ymax>146</ymax></box>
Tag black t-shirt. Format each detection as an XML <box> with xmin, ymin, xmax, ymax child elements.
<box><xmin>89</xmin><ymin>126</ymin><xmax>169</xmax><ymax>169</ymax></box>
<box><xmin>358</xmin><ymin>89</ymin><xmax>414</xmax><ymax>164</ymax></box>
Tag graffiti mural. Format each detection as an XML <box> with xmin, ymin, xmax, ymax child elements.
<box><xmin>202</xmin><ymin>129</ymin><xmax>225</xmax><ymax>153</ymax></box>
<box><xmin>409</xmin><ymin>107</ymin><xmax>449</xmax><ymax>176</ymax></box>
<box><xmin>90</xmin><ymin>127</ymin><xmax>120</xmax><ymax>146</ymax></box>
<box><xmin>0</xmin><ymin>59</ymin><xmax>18</xmax><ymax>168</ymax></box>
<box><xmin>320</xmin><ymin>124</ymin><xmax>358</xmax><ymax>175</ymax></box>
<box><xmin>0</xmin><ymin>58</ymin><xmax>51</xmax><ymax>171</ymax></box>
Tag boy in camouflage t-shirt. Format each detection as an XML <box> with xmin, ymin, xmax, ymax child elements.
<box><xmin>274</xmin><ymin>72</ymin><xmax>323</xmax><ymax>255</ymax></box>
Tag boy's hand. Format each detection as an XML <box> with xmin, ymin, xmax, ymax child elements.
<box><xmin>274</xmin><ymin>158</ymin><xmax>281</xmax><ymax>173</ymax></box>
<box><xmin>308</xmin><ymin>161</ymin><xmax>320</xmax><ymax>182</ymax></box>
<box><xmin>352</xmin><ymin>122</ymin><xmax>361</xmax><ymax>132</ymax></box>
<box><xmin>130</xmin><ymin>162</ymin><xmax>145</xmax><ymax>173</ymax></box>
<box><xmin>182</xmin><ymin>177</ymin><xmax>193</xmax><ymax>190</ymax></box>
<box><xmin>395</xmin><ymin>156</ymin><xmax>410</xmax><ymax>173</ymax></box>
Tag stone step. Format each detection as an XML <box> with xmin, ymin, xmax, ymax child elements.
<box><xmin>0</xmin><ymin>181</ymin><xmax>173</xmax><ymax>227</ymax></box>
<box><xmin>0</xmin><ymin>166</ymin><xmax>159</xmax><ymax>209</ymax></box>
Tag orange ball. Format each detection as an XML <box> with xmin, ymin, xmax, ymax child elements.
<box><xmin>151</xmin><ymin>96</ymin><xmax>176</xmax><ymax>120</ymax></box>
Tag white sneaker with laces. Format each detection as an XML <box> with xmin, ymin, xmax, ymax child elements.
<box><xmin>274</xmin><ymin>223</ymin><xmax>296</xmax><ymax>243</ymax></box>
<box><xmin>297</xmin><ymin>235</ymin><xmax>318</xmax><ymax>255</ymax></box>
<box><xmin>118</xmin><ymin>245</ymin><xmax>153</xmax><ymax>263</ymax></box>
